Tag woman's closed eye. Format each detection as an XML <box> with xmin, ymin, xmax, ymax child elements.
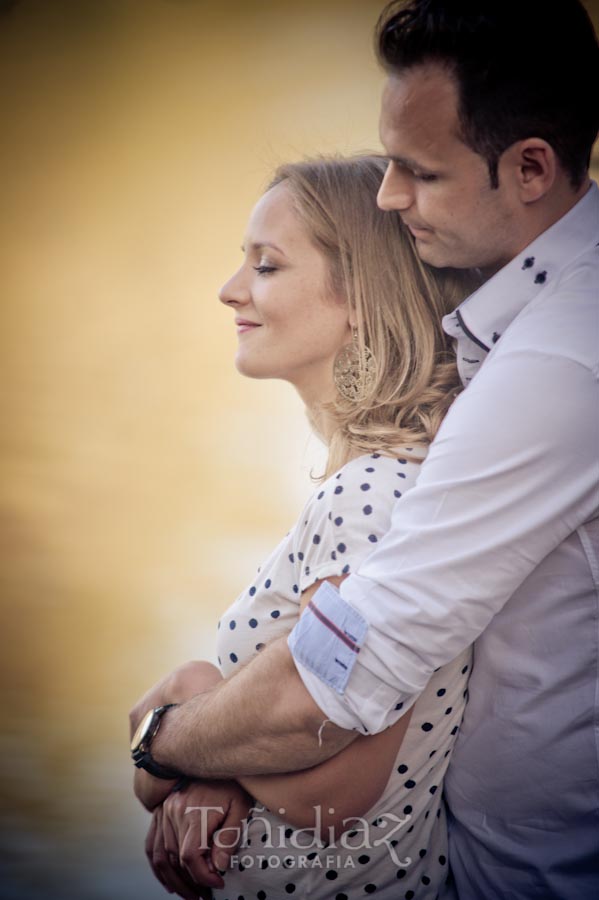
<box><xmin>253</xmin><ymin>265</ymin><xmax>277</xmax><ymax>275</ymax></box>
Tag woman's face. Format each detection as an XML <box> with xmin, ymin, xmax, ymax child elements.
<box><xmin>219</xmin><ymin>182</ymin><xmax>352</xmax><ymax>403</ymax></box>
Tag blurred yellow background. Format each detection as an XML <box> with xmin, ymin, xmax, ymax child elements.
<box><xmin>1</xmin><ymin>1</ymin><xmax>598</xmax><ymax>897</ymax></box>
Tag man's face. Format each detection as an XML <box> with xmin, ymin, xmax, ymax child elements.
<box><xmin>378</xmin><ymin>64</ymin><xmax>521</xmax><ymax>273</ymax></box>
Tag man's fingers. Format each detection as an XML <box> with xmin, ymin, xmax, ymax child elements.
<box><xmin>179</xmin><ymin>827</ymin><xmax>225</xmax><ymax>890</ymax></box>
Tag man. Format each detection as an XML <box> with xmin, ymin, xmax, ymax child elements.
<box><xmin>131</xmin><ymin>1</ymin><xmax>599</xmax><ymax>896</ymax></box>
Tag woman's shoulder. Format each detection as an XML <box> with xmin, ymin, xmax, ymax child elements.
<box><xmin>320</xmin><ymin>448</ymin><xmax>424</xmax><ymax>509</ymax></box>
<box><xmin>292</xmin><ymin>449</ymin><xmax>424</xmax><ymax>580</ymax></box>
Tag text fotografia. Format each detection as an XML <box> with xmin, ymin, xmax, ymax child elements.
<box><xmin>184</xmin><ymin>804</ymin><xmax>412</xmax><ymax>868</ymax></box>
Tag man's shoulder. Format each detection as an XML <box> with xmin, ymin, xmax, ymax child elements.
<box><xmin>497</xmin><ymin>244</ymin><xmax>599</xmax><ymax>371</ymax></box>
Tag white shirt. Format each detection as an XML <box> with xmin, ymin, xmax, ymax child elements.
<box><xmin>288</xmin><ymin>183</ymin><xmax>599</xmax><ymax>898</ymax></box>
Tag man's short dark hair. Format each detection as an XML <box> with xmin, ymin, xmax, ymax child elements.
<box><xmin>376</xmin><ymin>0</ymin><xmax>599</xmax><ymax>189</ymax></box>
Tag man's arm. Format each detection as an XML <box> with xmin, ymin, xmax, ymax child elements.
<box><xmin>151</xmin><ymin>635</ymin><xmax>356</xmax><ymax>778</ymax></box>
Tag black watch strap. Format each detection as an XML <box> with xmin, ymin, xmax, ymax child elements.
<box><xmin>131</xmin><ymin>703</ymin><xmax>181</xmax><ymax>780</ymax></box>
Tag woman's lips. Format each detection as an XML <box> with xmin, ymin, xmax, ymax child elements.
<box><xmin>235</xmin><ymin>318</ymin><xmax>261</xmax><ymax>334</ymax></box>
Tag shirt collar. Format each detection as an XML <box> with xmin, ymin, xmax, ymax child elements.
<box><xmin>443</xmin><ymin>181</ymin><xmax>599</xmax><ymax>352</ymax></box>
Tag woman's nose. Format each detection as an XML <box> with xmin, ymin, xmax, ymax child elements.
<box><xmin>218</xmin><ymin>268</ymin><xmax>250</xmax><ymax>307</ymax></box>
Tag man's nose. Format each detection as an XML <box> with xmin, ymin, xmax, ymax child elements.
<box><xmin>377</xmin><ymin>161</ymin><xmax>414</xmax><ymax>212</ymax></box>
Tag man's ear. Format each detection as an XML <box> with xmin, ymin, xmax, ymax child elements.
<box><xmin>503</xmin><ymin>138</ymin><xmax>557</xmax><ymax>203</ymax></box>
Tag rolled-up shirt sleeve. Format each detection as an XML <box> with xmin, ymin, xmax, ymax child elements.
<box><xmin>288</xmin><ymin>346</ymin><xmax>599</xmax><ymax>734</ymax></box>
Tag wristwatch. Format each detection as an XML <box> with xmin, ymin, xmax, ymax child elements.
<box><xmin>130</xmin><ymin>703</ymin><xmax>181</xmax><ymax>779</ymax></box>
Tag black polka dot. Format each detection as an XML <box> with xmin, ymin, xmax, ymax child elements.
<box><xmin>372</xmin><ymin>817</ymin><xmax>383</xmax><ymax>827</ymax></box>
<box><xmin>397</xmin><ymin>868</ymin><xmax>407</xmax><ymax>879</ymax></box>
<box><xmin>445</xmin><ymin>707</ymin><xmax>453</xmax><ymax>715</ymax></box>
<box><xmin>395</xmin><ymin>702</ymin><xmax>404</xmax><ymax>711</ymax></box>
<box><xmin>271</xmin><ymin>610</ymin><xmax>280</xmax><ymax>619</ymax></box>
<box><xmin>334</xmin><ymin>516</ymin><xmax>343</xmax><ymax>526</ymax></box>
<box><xmin>425</xmin><ymin>810</ymin><xmax>430</xmax><ymax>819</ymax></box>
<box><xmin>260</xmin><ymin>859</ymin><xmax>269</xmax><ymax>870</ymax></box>
<box><xmin>358</xmin><ymin>854</ymin><xmax>370</xmax><ymax>864</ymax></box>
<box><xmin>342</xmin><ymin>564</ymin><xmax>350</xmax><ymax>574</ymax></box>
<box><xmin>325</xmin><ymin>870</ymin><xmax>338</xmax><ymax>880</ymax></box>
<box><xmin>398</xmin><ymin>458</ymin><xmax>407</xmax><ymax>464</ymax></box>
<box><xmin>265</xmin><ymin>578</ymin><xmax>272</xmax><ymax>588</ymax></box>
<box><xmin>405</xmin><ymin>779</ymin><xmax>416</xmax><ymax>789</ymax></box>
<box><xmin>288</xmin><ymin>553</ymin><xmax>294</xmax><ymax>563</ymax></box>
<box><xmin>334</xmin><ymin>485</ymin><xmax>343</xmax><ymax>494</ymax></box>
<box><xmin>403</xmin><ymin>804</ymin><xmax>413</xmax><ymax>815</ymax></box>
<box><xmin>217</xmin><ymin>655</ymin><xmax>221</xmax><ymax>664</ymax></box>
<box><xmin>405</xmin><ymin>892</ymin><xmax>415</xmax><ymax>900</ymax></box>
<box><xmin>337</xmin><ymin>543</ymin><xmax>346</xmax><ymax>553</ymax></box>
<box><xmin>360</xmin><ymin>483</ymin><xmax>371</xmax><ymax>491</ymax></box>
<box><xmin>429</xmin><ymin>749</ymin><xmax>437</xmax><ymax>758</ymax></box>
<box><xmin>229</xmin><ymin>652</ymin><xmax>238</xmax><ymax>663</ymax></box>
<box><xmin>462</xmin><ymin>664</ymin><xmax>469</xmax><ymax>674</ymax></box>
<box><xmin>419</xmin><ymin>849</ymin><xmax>427</xmax><ymax>858</ymax></box>
<box><xmin>436</xmin><ymin>688</ymin><xmax>446</xmax><ymax>697</ymax></box>
<box><xmin>397</xmin><ymin>763</ymin><xmax>408</xmax><ymax>773</ymax></box>
<box><xmin>313</xmin><ymin>534</ymin><xmax>321</xmax><ymax>544</ymax></box>
<box><xmin>363</xmin><ymin>505</ymin><xmax>372</xmax><ymax>515</ymax></box>
<box><xmin>422</xmin><ymin>876</ymin><xmax>431</xmax><ymax>885</ymax></box>
<box><xmin>397</xmin><ymin>472</ymin><xmax>406</xmax><ymax>479</ymax></box>
<box><xmin>305</xmin><ymin>565</ymin><xmax>311</xmax><ymax>575</ymax></box>
<box><xmin>331</xmin><ymin>551</ymin><xmax>337</xmax><ymax>560</ymax></box>
<box><xmin>255</xmin><ymin>643</ymin><xmax>265</xmax><ymax>651</ymax></box>
<box><xmin>317</xmin><ymin>491</ymin><xmax>325</xmax><ymax>500</ymax></box>
<box><xmin>306</xmin><ymin>851</ymin><xmax>318</xmax><ymax>860</ymax></box>
<box><xmin>534</xmin><ymin>270</ymin><xmax>547</xmax><ymax>284</ymax></box>
<box><xmin>421</xmin><ymin>722</ymin><xmax>434</xmax><ymax>732</ymax></box>
<box><xmin>364</xmin><ymin>886</ymin><xmax>377</xmax><ymax>895</ymax></box>
<box><xmin>368</xmin><ymin>534</ymin><xmax>378</xmax><ymax>543</ymax></box>
<box><xmin>439</xmin><ymin>855</ymin><xmax>447</xmax><ymax>865</ymax></box>
<box><xmin>285</xmin><ymin>884</ymin><xmax>296</xmax><ymax>894</ymax></box>
<box><xmin>297</xmin><ymin>553</ymin><xmax>304</xmax><ymax>561</ymax></box>
<box><xmin>365</xmin><ymin>467</ymin><xmax>375</xmax><ymax>473</ymax></box>
<box><xmin>257</xmin><ymin>892</ymin><xmax>267</xmax><ymax>900</ymax></box>
<box><xmin>336</xmin><ymin>895</ymin><xmax>348</xmax><ymax>900</ymax></box>
<box><xmin>394</xmin><ymin>489</ymin><xmax>402</xmax><ymax>498</ymax></box>
<box><xmin>248</xmin><ymin>618</ymin><xmax>258</xmax><ymax>628</ymax></box>
<box><xmin>371</xmin><ymin>453</ymin><xmax>380</xmax><ymax>458</ymax></box>
<box><xmin>284</xmin><ymin>827</ymin><xmax>293</xmax><ymax>839</ymax></box>
<box><xmin>292</xmin><ymin>584</ymin><xmax>299</xmax><ymax>594</ymax></box>
<box><xmin>249</xmin><ymin>586</ymin><xmax>256</xmax><ymax>597</ymax></box>
<box><xmin>451</xmin><ymin>725</ymin><xmax>459</xmax><ymax>735</ymax></box>
<box><xmin>229</xmin><ymin>620</ymin><xmax>236</xmax><ymax>630</ymax></box>
<box><xmin>522</xmin><ymin>255</ymin><xmax>535</xmax><ymax>269</ymax></box>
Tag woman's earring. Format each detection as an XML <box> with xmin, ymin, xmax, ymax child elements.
<box><xmin>333</xmin><ymin>328</ymin><xmax>376</xmax><ymax>402</ymax></box>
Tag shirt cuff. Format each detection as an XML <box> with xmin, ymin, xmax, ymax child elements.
<box><xmin>288</xmin><ymin>580</ymin><xmax>420</xmax><ymax>733</ymax></box>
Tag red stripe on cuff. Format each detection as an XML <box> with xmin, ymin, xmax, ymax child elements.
<box><xmin>307</xmin><ymin>599</ymin><xmax>361</xmax><ymax>653</ymax></box>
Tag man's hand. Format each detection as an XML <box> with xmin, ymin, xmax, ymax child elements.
<box><xmin>145</xmin><ymin>779</ymin><xmax>253</xmax><ymax>897</ymax></box>
<box><xmin>134</xmin><ymin>766</ymin><xmax>178</xmax><ymax>812</ymax></box>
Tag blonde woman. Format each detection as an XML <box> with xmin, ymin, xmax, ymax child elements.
<box><xmin>134</xmin><ymin>155</ymin><xmax>475</xmax><ymax>900</ymax></box>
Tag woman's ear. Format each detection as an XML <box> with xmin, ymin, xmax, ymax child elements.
<box><xmin>502</xmin><ymin>138</ymin><xmax>557</xmax><ymax>204</ymax></box>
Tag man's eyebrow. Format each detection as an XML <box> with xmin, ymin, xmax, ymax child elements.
<box><xmin>241</xmin><ymin>241</ymin><xmax>287</xmax><ymax>256</ymax></box>
<box><xmin>389</xmin><ymin>154</ymin><xmax>436</xmax><ymax>174</ymax></box>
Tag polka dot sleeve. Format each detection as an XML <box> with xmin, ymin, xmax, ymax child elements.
<box><xmin>293</xmin><ymin>452</ymin><xmax>420</xmax><ymax>594</ymax></box>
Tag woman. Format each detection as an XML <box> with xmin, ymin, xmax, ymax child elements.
<box><xmin>138</xmin><ymin>155</ymin><xmax>475</xmax><ymax>900</ymax></box>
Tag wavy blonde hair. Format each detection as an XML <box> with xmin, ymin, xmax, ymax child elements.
<box><xmin>269</xmin><ymin>155</ymin><xmax>476</xmax><ymax>478</ymax></box>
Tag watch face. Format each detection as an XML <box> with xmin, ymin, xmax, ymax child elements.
<box><xmin>130</xmin><ymin>708</ymin><xmax>155</xmax><ymax>751</ymax></box>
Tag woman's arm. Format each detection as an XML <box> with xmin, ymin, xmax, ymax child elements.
<box><xmin>238</xmin><ymin>577</ymin><xmax>413</xmax><ymax>837</ymax></box>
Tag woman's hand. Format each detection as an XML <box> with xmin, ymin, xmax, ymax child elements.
<box><xmin>146</xmin><ymin>779</ymin><xmax>253</xmax><ymax>897</ymax></box>
<box><xmin>129</xmin><ymin>660</ymin><xmax>223</xmax><ymax>740</ymax></box>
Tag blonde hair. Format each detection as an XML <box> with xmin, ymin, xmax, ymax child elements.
<box><xmin>269</xmin><ymin>155</ymin><xmax>476</xmax><ymax>478</ymax></box>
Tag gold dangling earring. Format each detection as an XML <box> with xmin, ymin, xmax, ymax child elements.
<box><xmin>333</xmin><ymin>327</ymin><xmax>376</xmax><ymax>402</ymax></box>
